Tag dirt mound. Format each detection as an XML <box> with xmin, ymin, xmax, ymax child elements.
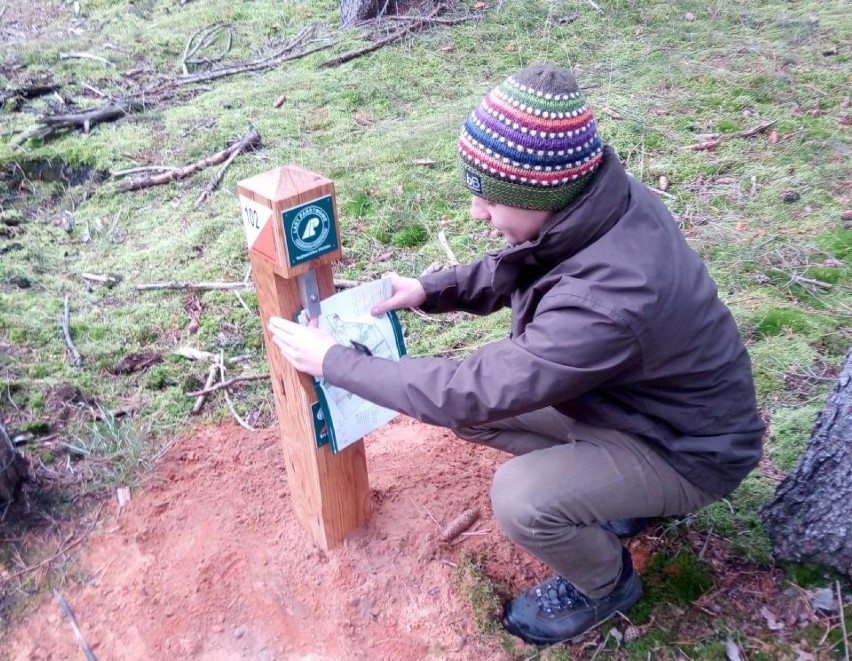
<box><xmin>6</xmin><ymin>417</ymin><xmax>550</xmax><ymax>660</ymax></box>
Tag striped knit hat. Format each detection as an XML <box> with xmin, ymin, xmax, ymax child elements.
<box><xmin>458</xmin><ymin>64</ymin><xmax>604</xmax><ymax>211</ymax></box>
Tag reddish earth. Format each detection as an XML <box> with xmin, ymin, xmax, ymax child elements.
<box><xmin>5</xmin><ymin>417</ymin><xmax>563</xmax><ymax>660</ymax></box>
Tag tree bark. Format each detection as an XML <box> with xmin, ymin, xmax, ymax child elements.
<box><xmin>0</xmin><ymin>417</ymin><xmax>28</xmax><ymax>504</ymax></box>
<box><xmin>760</xmin><ymin>348</ymin><xmax>852</xmax><ymax>577</ymax></box>
<box><xmin>340</xmin><ymin>0</ymin><xmax>398</xmax><ymax>27</ymax></box>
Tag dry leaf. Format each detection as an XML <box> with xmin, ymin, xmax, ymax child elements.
<box><xmin>685</xmin><ymin>12</ymin><xmax>695</xmax><ymax>21</ymax></box>
<box><xmin>473</xmin><ymin>1</ymin><xmax>488</xmax><ymax>8</ymax></box>
<box><xmin>651</xmin><ymin>106</ymin><xmax>670</xmax><ymax>116</ymax></box>
<box><xmin>440</xmin><ymin>43</ymin><xmax>453</xmax><ymax>52</ymax></box>
<box><xmin>658</xmin><ymin>176</ymin><xmax>669</xmax><ymax>191</ymax></box>
<box><xmin>769</xmin><ymin>129</ymin><xmax>779</xmax><ymax>144</ymax></box>
<box><xmin>505</xmin><ymin>42</ymin><xmax>516</xmax><ymax>52</ymax></box>
<box><xmin>412</xmin><ymin>158</ymin><xmax>436</xmax><ymax>167</ymax></box>
<box><xmin>273</xmin><ymin>94</ymin><xmax>286</xmax><ymax>109</ymax></box>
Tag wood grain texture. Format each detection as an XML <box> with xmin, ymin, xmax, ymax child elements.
<box><xmin>242</xmin><ymin>168</ymin><xmax>370</xmax><ymax>550</ymax></box>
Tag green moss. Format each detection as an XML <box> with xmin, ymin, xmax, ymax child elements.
<box><xmin>816</xmin><ymin>228</ymin><xmax>852</xmax><ymax>260</ymax></box>
<box><xmin>752</xmin><ymin>306</ymin><xmax>822</xmax><ymax>338</ymax></box>
<box><xmin>767</xmin><ymin>405</ymin><xmax>820</xmax><ymax>472</ymax></box>
<box><xmin>456</xmin><ymin>554</ymin><xmax>507</xmax><ymax>637</ymax></box>
<box><xmin>20</xmin><ymin>420</ymin><xmax>51</xmax><ymax>434</ymax></box>
<box><xmin>695</xmin><ymin>474</ymin><xmax>775</xmax><ymax>564</ymax></box>
<box><xmin>629</xmin><ymin>550</ymin><xmax>714</xmax><ymax>623</ymax></box>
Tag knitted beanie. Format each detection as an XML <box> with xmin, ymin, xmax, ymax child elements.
<box><xmin>458</xmin><ymin>64</ymin><xmax>604</xmax><ymax>211</ymax></box>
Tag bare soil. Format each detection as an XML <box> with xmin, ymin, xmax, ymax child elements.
<box><xmin>4</xmin><ymin>417</ymin><xmax>558</xmax><ymax>660</ymax></box>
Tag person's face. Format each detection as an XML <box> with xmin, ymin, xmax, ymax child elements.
<box><xmin>470</xmin><ymin>195</ymin><xmax>552</xmax><ymax>246</ymax></box>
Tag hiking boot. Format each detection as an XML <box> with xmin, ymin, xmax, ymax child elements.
<box><xmin>503</xmin><ymin>546</ymin><xmax>643</xmax><ymax>645</ymax></box>
<box><xmin>600</xmin><ymin>517</ymin><xmax>653</xmax><ymax>539</ymax></box>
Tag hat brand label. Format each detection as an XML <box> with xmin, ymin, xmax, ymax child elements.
<box><xmin>465</xmin><ymin>170</ymin><xmax>482</xmax><ymax>194</ymax></box>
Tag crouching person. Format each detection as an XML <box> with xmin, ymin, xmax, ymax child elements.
<box><xmin>268</xmin><ymin>63</ymin><xmax>764</xmax><ymax>645</ymax></box>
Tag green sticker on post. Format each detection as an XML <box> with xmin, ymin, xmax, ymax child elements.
<box><xmin>282</xmin><ymin>195</ymin><xmax>338</xmax><ymax>267</ymax></box>
<box><xmin>311</xmin><ymin>401</ymin><xmax>330</xmax><ymax>448</ymax></box>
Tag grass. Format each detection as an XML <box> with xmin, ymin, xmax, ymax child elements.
<box><xmin>1</xmin><ymin>0</ymin><xmax>851</xmax><ymax>655</ymax></box>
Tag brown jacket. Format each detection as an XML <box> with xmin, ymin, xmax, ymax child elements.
<box><xmin>324</xmin><ymin>149</ymin><xmax>764</xmax><ymax>496</ymax></box>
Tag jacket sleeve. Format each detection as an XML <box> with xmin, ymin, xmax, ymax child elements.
<box><xmin>322</xmin><ymin>297</ymin><xmax>640</xmax><ymax>428</ymax></box>
<box><xmin>418</xmin><ymin>254</ymin><xmax>510</xmax><ymax>315</ymax></box>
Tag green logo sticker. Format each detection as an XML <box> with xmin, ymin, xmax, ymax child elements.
<box><xmin>311</xmin><ymin>401</ymin><xmax>330</xmax><ymax>447</ymax></box>
<box><xmin>282</xmin><ymin>195</ymin><xmax>338</xmax><ymax>267</ymax></box>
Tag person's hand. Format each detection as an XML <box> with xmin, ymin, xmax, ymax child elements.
<box><xmin>268</xmin><ymin>317</ymin><xmax>338</xmax><ymax>378</ymax></box>
<box><xmin>371</xmin><ymin>272</ymin><xmax>426</xmax><ymax>316</ymax></box>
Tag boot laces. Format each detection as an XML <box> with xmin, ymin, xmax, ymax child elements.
<box><xmin>536</xmin><ymin>577</ymin><xmax>588</xmax><ymax>616</ymax></box>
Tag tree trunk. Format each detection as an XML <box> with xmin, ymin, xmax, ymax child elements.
<box><xmin>760</xmin><ymin>348</ymin><xmax>852</xmax><ymax>577</ymax></box>
<box><xmin>0</xmin><ymin>417</ymin><xmax>28</xmax><ymax>503</ymax></box>
<box><xmin>340</xmin><ymin>0</ymin><xmax>397</xmax><ymax>27</ymax></box>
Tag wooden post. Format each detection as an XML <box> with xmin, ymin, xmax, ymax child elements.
<box><xmin>237</xmin><ymin>166</ymin><xmax>370</xmax><ymax>550</ymax></box>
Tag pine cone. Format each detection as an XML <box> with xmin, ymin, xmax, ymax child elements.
<box><xmin>623</xmin><ymin>625</ymin><xmax>643</xmax><ymax>643</ymax></box>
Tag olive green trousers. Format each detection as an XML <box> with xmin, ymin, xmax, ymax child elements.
<box><xmin>456</xmin><ymin>407</ymin><xmax>718</xmax><ymax>598</ymax></box>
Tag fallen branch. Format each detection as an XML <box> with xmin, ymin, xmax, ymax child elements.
<box><xmin>192</xmin><ymin>364</ymin><xmax>218</xmax><ymax>415</ymax></box>
<box><xmin>321</xmin><ymin>5</ymin><xmax>443</xmax><ymax>68</ymax></box>
<box><xmin>217</xmin><ymin>353</ymin><xmax>256</xmax><ymax>431</ymax></box>
<box><xmin>54</xmin><ymin>590</ymin><xmax>97</xmax><ymax>661</ymax></box>
<box><xmin>193</xmin><ymin>126</ymin><xmax>260</xmax><ymax>208</ymax></box>
<box><xmin>80</xmin><ymin>272</ymin><xmax>122</xmax><ymax>287</ymax></box>
<box><xmin>173</xmin><ymin>26</ymin><xmax>330</xmax><ymax>86</ymax></box>
<box><xmin>0</xmin><ymin>82</ymin><xmax>62</xmax><ymax>110</ymax></box>
<box><xmin>583</xmin><ymin>0</ymin><xmax>603</xmax><ymax>12</ymax></box>
<box><xmin>62</xmin><ymin>295</ymin><xmax>83</xmax><ymax>367</ymax></box>
<box><xmin>181</xmin><ymin>24</ymin><xmax>232</xmax><ymax>75</ymax></box>
<box><xmin>186</xmin><ymin>373</ymin><xmax>269</xmax><ymax>397</ymax></box>
<box><xmin>15</xmin><ymin>99</ymin><xmax>140</xmax><ymax>145</ymax></box>
<box><xmin>133</xmin><ymin>280</ymin><xmax>253</xmax><ymax>291</ymax></box>
<box><xmin>738</xmin><ymin>119</ymin><xmax>777</xmax><ymax>139</ymax></box>
<box><xmin>117</xmin><ymin>125</ymin><xmax>261</xmax><ymax>193</ymax></box>
<box><xmin>59</xmin><ymin>51</ymin><xmax>115</xmax><ymax>67</ymax></box>
<box><xmin>647</xmin><ymin>185</ymin><xmax>675</xmax><ymax>199</ymax></box>
<box><xmin>111</xmin><ymin>165</ymin><xmax>181</xmax><ymax>178</ymax></box>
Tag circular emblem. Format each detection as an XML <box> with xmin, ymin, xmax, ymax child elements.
<box><xmin>291</xmin><ymin>204</ymin><xmax>331</xmax><ymax>253</ymax></box>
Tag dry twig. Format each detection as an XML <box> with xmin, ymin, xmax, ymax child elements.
<box><xmin>53</xmin><ymin>590</ymin><xmax>97</xmax><ymax>661</ymax></box>
<box><xmin>62</xmin><ymin>295</ymin><xmax>83</xmax><ymax>367</ymax></box>
<box><xmin>173</xmin><ymin>25</ymin><xmax>329</xmax><ymax>86</ymax></box>
<box><xmin>59</xmin><ymin>51</ymin><xmax>114</xmax><ymax>67</ymax></box>
<box><xmin>117</xmin><ymin>125</ymin><xmax>261</xmax><ymax>192</ymax></box>
<box><xmin>437</xmin><ymin>231</ymin><xmax>459</xmax><ymax>266</ymax></box>
<box><xmin>192</xmin><ymin>364</ymin><xmax>219</xmax><ymax>415</ymax></box>
<box><xmin>738</xmin><ymin>119</ymin><xmax>778</xmax><ymax>139</ymax></box>
<box><xmin>181</xmin><ymin>24</ymin><xmax>233</xmax><ymax>75</ymax></box>
<box><xmin>193</xmin><ymin>126</ymin><xmax>260</xmax><ymax>208</ymax></box>
<box><xmin>217</xmin><ymin>352</ymin><xmax>256</xmax><ymax>431</ymax></box>
<box><xmin>186</xmin><ymin>373</ymin><xmax>269</xmax><ymax>398</ymax></box>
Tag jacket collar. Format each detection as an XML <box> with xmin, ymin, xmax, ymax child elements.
<box><xmin>491</xmin><ymin>147</ymin><xmax>631</xmax><ymax>294</ymax></box>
